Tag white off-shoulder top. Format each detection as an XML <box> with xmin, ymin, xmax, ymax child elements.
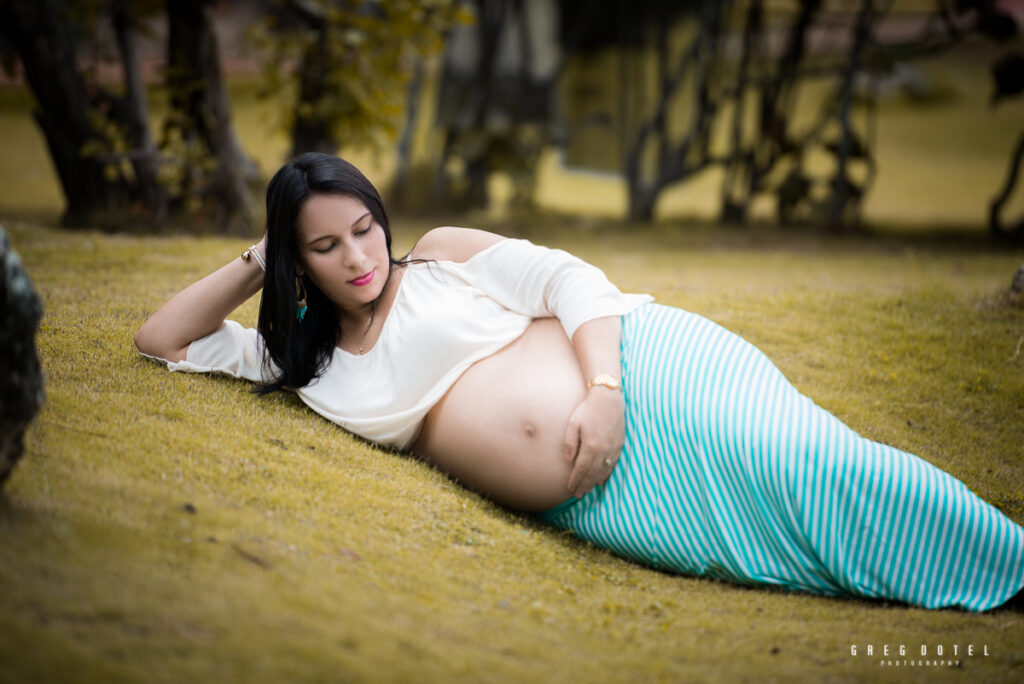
<box><xmin>150</xmin><ymin>238</ymin><xmax>653</xmax><ymax>450</ymax></box>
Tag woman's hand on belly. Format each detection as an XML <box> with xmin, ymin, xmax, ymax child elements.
<box><xmin>563</xmin><ymin>315</ymin><xmax>627</xmax><ymax>498</ymax></box>
<box><xmin>563</xmin><ymin>386</ymin><xmax>625</xmax><ymax>498</ymax></box>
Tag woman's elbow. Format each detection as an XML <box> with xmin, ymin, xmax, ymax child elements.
<box><xmin>134</xmin><ymin>322</ymin><xmax>185</xmax><ymax>363</ymax></box>
<box><xmin>133</xmin><ymin>322</ymin><xmax>157</xmax><ymax>357</ymax></box>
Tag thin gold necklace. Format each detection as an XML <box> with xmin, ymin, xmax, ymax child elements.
<box><xmin>356</xmin><ymin>303</ymin><xmax>376</xmax><ymax>355</ymax></box>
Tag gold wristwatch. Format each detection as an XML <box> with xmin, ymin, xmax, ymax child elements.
<box><xmin>586</xmin><ymin>374</ymin><xmax>621</xmax><ymax>391</ymax></box>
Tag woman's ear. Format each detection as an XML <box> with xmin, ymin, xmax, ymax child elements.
<box><xmin>295</xmin><ymin>262</ymin><xmax>305</xmax><ymax>276</ymax></box>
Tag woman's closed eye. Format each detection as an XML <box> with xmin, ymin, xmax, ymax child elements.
<box><xmin>310</xmin><ymin>224</ymin><xmax>370</xmax><ymax>252</ymax></box>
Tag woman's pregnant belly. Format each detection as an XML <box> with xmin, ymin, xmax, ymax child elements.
<box><xmin>413</xmin><ymin>317</ymin><xmax>584</xmax><ymax>512</ymax></box>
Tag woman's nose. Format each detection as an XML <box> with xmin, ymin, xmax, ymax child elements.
<box><xmin>342</xmin><ymin>245</ymin><xmax>364</xmax><ymax>269</ymax></box>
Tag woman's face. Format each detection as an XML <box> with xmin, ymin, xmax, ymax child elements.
<box><xmin>294</xmin><ymin>193</ymin><xmax>390</xmax><ymax>316</ymax></box>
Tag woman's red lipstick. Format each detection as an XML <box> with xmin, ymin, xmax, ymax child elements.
<box><xmin>349</xmin><ymin>269</ymin><xmax>375</xmax><ymax>287</ymax></box>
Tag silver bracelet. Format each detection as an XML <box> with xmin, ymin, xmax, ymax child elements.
<box><xmin>241</xmin><ymin>244</ymin><xmax>266</xmax><ymax>272</ymax></box>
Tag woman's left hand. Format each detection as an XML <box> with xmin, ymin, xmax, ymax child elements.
<box><xmin>563</xmin><ymin>386</ymin><xmax>625</xmax><ymax>498</ymax></box>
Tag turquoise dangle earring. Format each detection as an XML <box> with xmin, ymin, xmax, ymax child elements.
<box><xmin>295</xmin><ymin>275</ymin><xmax>308</xmax><ymax>321</ymax></box>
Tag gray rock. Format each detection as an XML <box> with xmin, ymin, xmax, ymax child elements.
<box><xmin>0</xmin><ymin>226</ymin><xmax>44</xmax><ymax>487</ymax></box>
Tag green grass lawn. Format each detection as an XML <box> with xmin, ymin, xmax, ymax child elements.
<box><xmin>1</xmin><ymin>217</ymin><xmax>1022</xmax><ymax>683</ymax></box>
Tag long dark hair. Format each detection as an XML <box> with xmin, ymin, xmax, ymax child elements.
<box><xmin>256</xmin><ymin>153</ymin><xmax>403</xmax><ymax>393</ymax></box>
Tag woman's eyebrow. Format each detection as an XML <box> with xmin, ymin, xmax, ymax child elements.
<box><xmin>351</xmin><ymin>212</ymin><xmax>370</xmax><ymax>227</ymax></box>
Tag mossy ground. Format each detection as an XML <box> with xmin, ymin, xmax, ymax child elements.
<box><xmin>1</xmin><ymin>217</ymin><xmax>1023</xmax><ymax>683</ymax></box>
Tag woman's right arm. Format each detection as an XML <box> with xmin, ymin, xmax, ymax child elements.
<box><xmin>133</xmin><ymin>238</ymin><xmax>266</xmax><ymax>363</ymax></box>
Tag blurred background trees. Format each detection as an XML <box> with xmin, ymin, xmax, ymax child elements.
<box><xmin>248</xmin><ymin>0</ymin><xmax>461</xmax><ymax>158</ymax></box>
<box><xmin>0</xmin><ymin>0</ymin><xmax>1021</xmax><ymax>238</ymax></box>
<box><xmin>1</xmin><ymin>0</ymin><xmax>259</xmax><ymax>231</ymax></box>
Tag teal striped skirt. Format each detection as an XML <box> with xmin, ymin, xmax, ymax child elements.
<box><xmin>539</xmin><ymin>303</ymin><xmax>1024</xmax><ymax>611</ymax></box>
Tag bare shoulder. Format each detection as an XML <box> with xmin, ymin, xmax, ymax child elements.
<box><xmin>409</xmin><ymin>226</ymin><xmax>506</xmax><ymax>263</ymax></box>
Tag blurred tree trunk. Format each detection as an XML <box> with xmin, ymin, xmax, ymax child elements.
<box><xmin>623</xmin><ymin>0</ymin><xmax>724</xmax><ymax>223</ymax></box>
<box><xmin>435</xmin><ymin>0</ymin><xmax>506</xmax><ymax>210</ymax></box>
<box><xmin>286</xmin><ymin>0</ymin><xmax>336</xmax><ymax>156</ymax></box>
<box><xmin>166</xmin><ymin>0</ymin><xmax>256</xmax><ymax>232</ymax></box>
<box><xmin>720</xmin><ymin>0</ymin><xmax>820</xmax><ymax>225</ymax></box>
<box><xmin>292</xmin><ymin>32</ymin><xmax>335</xmax><ymax>156</ymax></box>
<box><xmin>829</xmin><ymin>0</ymin><xmax>874</xmax><ymax>230</ymax></box>
<box><xmin>719</xmin><ymin>0</ymin><xmax>762</xmax><ymax>225</ymax></box>
<box><xmin>253</xmin><ymin>0</ymin><xmax>457</xmax><ymax>190</ymax></box>
<box><xmin>0</xmin><ymin>0</ymin><xmax>132</xmax><ymax>226</ymax></box>
<box><xmin>111</xmin><ymin>0</ymin><xmax>167</xmax><ymax>224</ymax></box>
<box><xmin>433</xmin><ymin>0</ymin><xmax>560</xmax><ymax>212</ymax></box>
<box><xmin>990</xmin><ymin>130</ymin><xmax>1024</xmax><ymax>240</ymax></box>
<box><xmin>391</xmin><ymin>59</ymin><xmax>425</xmax><ymax>207</ymax></box>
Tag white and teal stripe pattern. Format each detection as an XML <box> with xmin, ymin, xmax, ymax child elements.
<box><xmin>540</xmin><ymin>303</ymin><xmax>1024</xmax><ymax>611</ymax></box>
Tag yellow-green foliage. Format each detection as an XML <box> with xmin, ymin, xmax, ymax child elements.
<box><xmin>1</xmin><ymin>218</ymin><xmax>1022</xmax><ymax>683</ymax></box>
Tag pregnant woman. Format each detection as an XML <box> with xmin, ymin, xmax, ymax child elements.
<box><xmin>135</xmin><ymin>153</ymin><xmax>1024</xmax><ymax>613</ymax></box>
